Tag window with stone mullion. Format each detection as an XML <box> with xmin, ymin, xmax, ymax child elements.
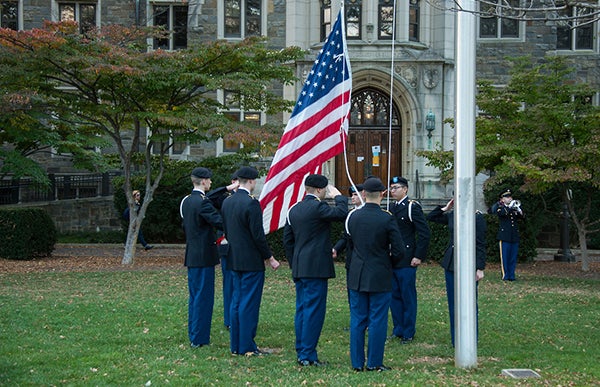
<box><xmin>1</xmin><ymin>1</ymin><xmax>18</xmax><ymax>30</ymax></box>
<box><xmin>58</xmin><ymin>2</ymin><xmax>97</xmax><ymax>34</ymax></box>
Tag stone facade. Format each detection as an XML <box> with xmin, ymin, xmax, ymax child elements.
<box><xmin>5</xmin><ymin>0</ymin><xmax>600</xmax><ymax>202</ymax></box>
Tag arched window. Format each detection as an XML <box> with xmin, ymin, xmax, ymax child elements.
<box><xmin>350</xmin><ymin>88</ymin><xmax>400</xmax><ymax>127</ymax></box>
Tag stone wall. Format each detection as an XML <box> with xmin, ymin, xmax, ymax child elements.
<box><xmin>4</xmin><ymin>197</ymin><xmax>122</xmax><ymax>233</ymax></box>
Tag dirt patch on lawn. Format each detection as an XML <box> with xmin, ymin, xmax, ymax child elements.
<box><xmin>0</xmin><ymin>244</ymin><xmax>599</xmax><ymax>279</ymax></box>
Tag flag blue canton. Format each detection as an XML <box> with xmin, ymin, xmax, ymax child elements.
<box><xmin>292</xmin><ymin>14</ymin><xmax>350</xmax><ymax>117</ymax></box>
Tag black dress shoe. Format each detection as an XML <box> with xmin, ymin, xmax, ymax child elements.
<box><xmin>246</xmin><ymin>349</ymin><xmax>270</xmax><ymax>356</ymax></box>
<box><xmin>366</xmin><ymin>365</ymin><xmax>391</xmax><ymax>372</ymax></box>
<box><xmin>353</xmin><ymin>367</ymin><xmax>364</xmax><ymax>372</ymax></box>
<box><xmin>190</xmin><ymin>343</ymin><xmax>205</xmax><ymax>348</ymax></box>
<box><xmin>298</xmin><ymin>359</ymin><xmax>326</xmax><ymax>367</ymax></box>
<box><xmin>144</xmin><ymin>245</ymin><xmax>154</xmax><ymax>250</ymax></box>
<box><xmin>401</xmin><ymin>337</ymin><xmax>414</xmax><ymax>344</ymax></box>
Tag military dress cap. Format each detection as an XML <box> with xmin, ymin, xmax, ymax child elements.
<box><xmin>390</xmin><ymin>176</ymin><xmax>408</xmax><ymax>186</ymax></box>
<box><xmin>305</xmin><ymin>174</ymin><xmax>328</xmax><ymax>188</ymax></box>
<box><xmin>363</xmin><ymin>177</ymin><xmax>386</xmax><ymax>192</ymax></box>
<box><xmin>500</xmin><ymin>188</ymin><xmax>513</xmax><ymax>198</ymax></box>
<box><xmin>191</xmin><ymin>167</ymin><xmax>212</xmax><ymax>179</ymax></box>
<box><xmin>236</xmin><ymin>166</ymin><xmax>259</xmax><ymax>180</ymax></box>
<box><xmin>348</xmin><ymin>184</ymin><xmax>364</xmax><ymax>195</ymax></box>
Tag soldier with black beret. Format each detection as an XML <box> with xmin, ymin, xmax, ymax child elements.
<box><xmin>222</xmin><ymin>166</ymin><xmax>280</xmax><ymax>356</ymax></box>
<box><xmin>283</xmin><ymin>174</ymin><xmax>347</xmax><ymax>367</ymax></box>
<box><xmin>345</xmin><ymin>177</ymin><xmax>404</xmax><ymax>372</ymax></box>
<box><xmin>180</xmin><ymin>167</ymin><xmax>224</xmax><ymax>348</ymax></box>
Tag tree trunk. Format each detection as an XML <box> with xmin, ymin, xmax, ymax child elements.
<box><xmin>122</xmin><ymin>215</ymin><xmax>140</xmax><ymax>265</ymax></box>
<box><xmin>578</xmin><ymin>229</ymin><xmax>590</xmax><ymax>272</ymax></box>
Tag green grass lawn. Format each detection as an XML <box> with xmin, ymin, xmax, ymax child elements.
<box><xmin>1</xmin><ymin>263</ymin><xmax>599</xmax><ymax>386</ymax></box>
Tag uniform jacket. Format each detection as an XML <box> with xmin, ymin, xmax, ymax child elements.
<box><xmin>207</xmin><ymin>186</ymin><xmax>233</xmax><ymax>255</ymax></box>
<box><xmin>180</xmin><ymin>190</ymin><xmax>223</xmax><ymax>268</ymax></box>
<box><xmin>222</xmin><ymin>188</ymin><xmax>273</xmax><ymax>272</ymax></box>
<box><xmin>490</xmin><ymin>201</ymin><xmax>524</xmax><ymax>243</ymax></box>
<box><xmin>283</xmin><ymin>194</ymin><xmax>348</xmax><ymax>279</ymax></box>
<box><xmin>426</xmin><ymin>206</ymin><xmax>486</xmax><ymax>272</ymax></box>
<box><xmin>345</xmin><ymin>203</ymin><xmax>404</xmax><ymax>292</ymax></box>
<box><xmin>391</xmin><ymin>197</ymin><xmax>431</xmax><ymax>267</ymax></box>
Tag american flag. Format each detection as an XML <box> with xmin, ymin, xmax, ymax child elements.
<box><xmin>259</xmin><ymin>10</ymin><xmax>352</xmax><ymax>234</ymax></box>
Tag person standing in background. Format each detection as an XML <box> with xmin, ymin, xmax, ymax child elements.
<box><xmin>490</xmin><ymin>188</ymin><xmax>524</xmax><ymax>281</ymax></box>
<box><xmin>123</xmin><ymin>190</ymin><xmax>153</xmax><ymax>250</ymax></box>
<box><xmin>284</xmin><ymin>174</ymin><xmax>347</xmax><ymax>367</ymax></box>
<box><xmin>222</xmin><ymin>166</ymin><xmax>280</xmax><ymax>356</ymax></box>
<box><xmin>180</xmin><ymin>167</ymin><xmax>223</xmax><ymax>348</ymax></box>
<box><xmin>388</xmin><ymin>176</ymin><xmax>431</xmax><ymax>344</ymax></box>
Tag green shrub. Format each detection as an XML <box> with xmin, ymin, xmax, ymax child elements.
<box><xmin>0</xmin><ymin>208</ymin><xmax>56</xmax><ymax>260</ymax></box>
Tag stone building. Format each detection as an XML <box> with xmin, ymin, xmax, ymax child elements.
<box><xmin>2</xmin><ymin>0</ymin><xmax>599</xmax><ymax>201</ymax></box>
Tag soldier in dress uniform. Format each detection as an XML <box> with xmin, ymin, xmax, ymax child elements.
<box><xmin>345</xmin><ymin>177</ymin><xmax>404</xmax><ymax>372</ymax></box>
<box><xmin>180</xmin><ymin>167</ymin><xmax>224</xmax><ymax>348</ymax></box>
<box><xmin>490</xmin><ymin>188</ymin><xmax>524</xmax><ymax>281</ymax></box>
<box><xmin>427</xmin><ymin>197</ymin><xmax>486</xmax><ymax>347</ymax></box>
<box><xmin>388</xmin><ymin>176</ymin><xmax>431</xmax><ymax>344</ymax></box>
<box><xmin>221</xmin><ymin>166</ymin><xmax>280</xmax><ymax>356</ymax></box>
<box><xmin>283</xmin><ymin>174</ymin><xmax>347</xmax><ymax>367</ymax></box>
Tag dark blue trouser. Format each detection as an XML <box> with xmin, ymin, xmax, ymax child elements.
<box><xmin>187</xmin><ymin>266</ymin><xmax>215</xmax><ymax>346</ymax></box>
<box><xmin>499</xmin><ymin>240</ymin><xmax>519</xmax><ymax>280</ymax></box>
<box><xmin>390</xmin><ymin>266</ymin><xmax>417</xmax><ymax>339</ymax></box>
<box><xmin>294</xmin><ymin>278</ymin><xmax>328</xmax><ymax>362</ymax></box>
<box><xmin>220</xmin><ymin>256</ymin><xmax>233</xmax><ymax>328</ymax></box>
<box><xmin>445</xmin><ymin>270</ymin><xmax>479</xmax><ymax>347</ymax></box>
<box><xmin>349</xmin><ymin>289</ymin><xmax>391</xmax><ymax>369</ymax></box>
<box><xmin>230</xmin><ymin>270</ymin><xmax>264</xmax><ymax>354</ymax></box>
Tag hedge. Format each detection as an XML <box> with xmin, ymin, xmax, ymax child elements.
<box><xmin>0</xmin><ymin>208</ymin><xmax>56</xmax><ymax>260</ymax></box>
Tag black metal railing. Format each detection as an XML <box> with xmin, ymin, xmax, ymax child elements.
<box><xmin>0</xmin><ymin>172</ymin><xmax>120</xmax><ymax>205</ymax></box>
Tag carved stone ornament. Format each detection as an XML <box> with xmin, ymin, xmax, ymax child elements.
<box><xmin>423</xmin><ymin>67</ymin><xmax>440</xmax><ymax>89</ymax></box>
<box><xmin>394</xmin><ymin>65</ymin><xmax>418</xmax><ymax>88</ymax></box>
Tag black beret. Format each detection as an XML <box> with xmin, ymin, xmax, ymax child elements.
<box><xmin>191</xmin><ymin>167</ymin><xmax>212</xmax><ymax>179</ymax></box>
<box><xmin>236</xmin><ymin>166</ymin><xmax>259</xmax><ymax>180</ymax></box>
<box><xmin>390</xmin><ymin>176</ymin><xmax>408</xmax><ymax>186</ymax></box>
<box><xmin>348</xmin><ymin>184</ymin><xmax>364</xmax><ymax>195</ymax></box>
<box><xmin>231</xmin><ymin>171</ymin><xmax>239</xmax><ymax>180</ymax></box>
<box><xmin>363</xmin><ymin>177</ymin><xmax>386</xmax><ymax>192</ymax></box>
<box><xmin>305</xmin><ymin>174</ymin><xmax>328</xmax><ymax>188</ymax></box>
<box><xmin>500</xmin><ymin>188</ymin><xmax>512</xmax><ymax>198</ymax></box>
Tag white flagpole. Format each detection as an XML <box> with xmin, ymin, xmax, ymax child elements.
<box><xmin>454</xmin><ymin>0</ymin><xmax>478</xmax><ymax>369</ymax></box>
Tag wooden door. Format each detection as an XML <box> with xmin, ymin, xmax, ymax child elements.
<box><xmin>335</xmin><ymin>128</ymin><xmax>401</xmax><ymax>192</ymax></box>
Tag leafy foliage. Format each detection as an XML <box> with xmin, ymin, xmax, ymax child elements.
<box><xmin>0</xmin><ymin>22</ymin><xmax>304</xmax><ymax>263</ymax></box>
<box><xmin>418</xmin><ymin>56</ymin><xmax>600</xmax><ymax>269</ymax></box>
<box><xmin>0</xmin><ymin>208</ymin><xmax>56</xmax><ymax>259</ymax></box>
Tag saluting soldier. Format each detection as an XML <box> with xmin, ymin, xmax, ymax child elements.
<box><xmin>345</xmin><ymin>177</ymin><xmax>404</xmax><ymax>372</ymax></box>
<box><xmin>221</xmin><ymin>166</ymin><xmax>280</xmax><ymax>356</ymax></box>
<box><xmin>284</xmin><ymin>174</ymin><xmax>347</xmax><ymax>367</ymax></box>
<box><xmin>490</xmin><ymin>188</ymin><xmax>524</xmax><ymax>281</ymax></box>
<box><xmin>180</xmin><ymin>167</ymin><xmax>224</xmax><ymax>348</ymax></box>
<box><xmin>388</xmin><ymin>176</ymin><xmax>431</xmax><ymax>344</ymax></box>
<box><xmin>427</xmin><ymin>197</ymin><xmax>486</xmax><ymax>347</ymax></box>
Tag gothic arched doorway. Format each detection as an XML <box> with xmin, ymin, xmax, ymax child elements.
<box><xmin>335</xmin><ymin>88</ymin><xmax>402</xmax><ymax>191</ymax></box>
